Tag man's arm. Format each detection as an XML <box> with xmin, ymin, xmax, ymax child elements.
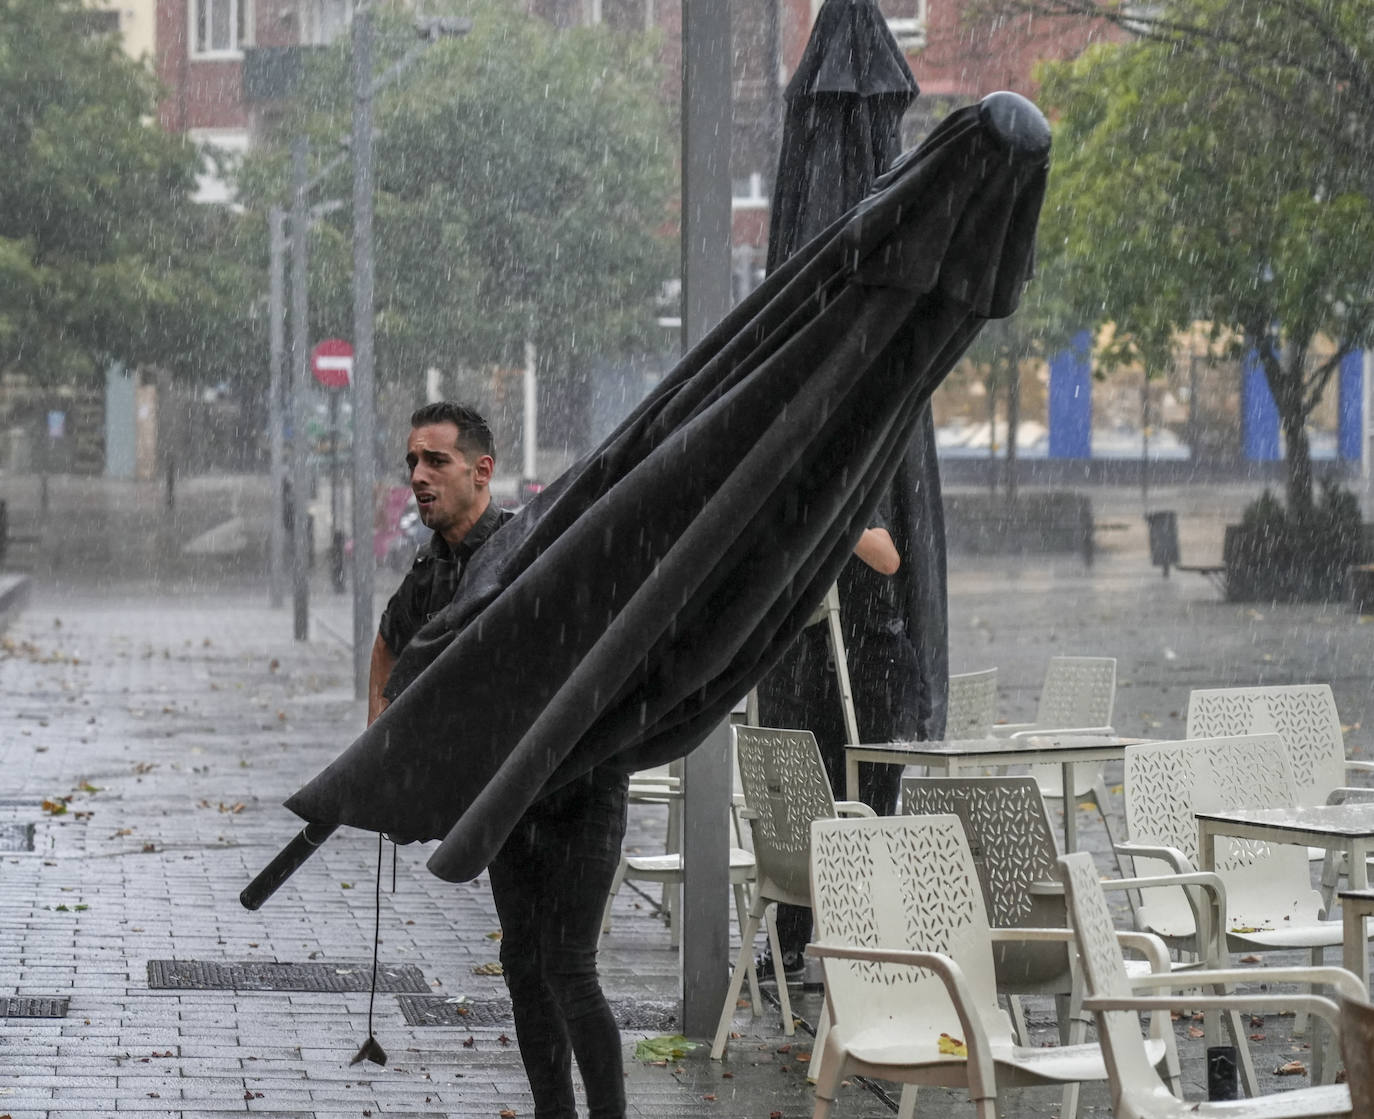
<box><xmin>368</xmin><ymin>633</ymin><xmax>397</xmax><ymax>725</ymax></box>
<box><xmin>854</xmin><ymin>527</ymin><xmax>900</xmax><ymax>575</ymax></box>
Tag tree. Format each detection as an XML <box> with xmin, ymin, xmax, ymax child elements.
<box><xmin>1034</xmin><ymin>31</ymin><xmax>1374</xmax><ymax>513</ymax></box>
<box><xmin>238</xmin><ymin>0</ymin><xmax>676</xmax><ymax>454</ymax></box>
<box><xmin>0</xmin><ymin>0</ymin><xmax>253</xmax><ymax>386</ymax></box>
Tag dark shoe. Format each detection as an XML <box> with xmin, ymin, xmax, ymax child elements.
<box><xmin>754</xmin><ymin>949</ymin><xmax>805</xmax><ymax>984</ymax></box>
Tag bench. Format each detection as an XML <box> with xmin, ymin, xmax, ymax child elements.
<box><xmin>0</xmin><ymin>501</ymin><xmax>41</xmax><ymax>569</ymax></box>
<box><xmin>1176</xmin><ymin>563</ymin><xmax>1227</xmax><ymax>595</ymax></box>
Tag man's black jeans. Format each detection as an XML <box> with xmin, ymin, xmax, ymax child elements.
<box><xmin>488</xmin><ymin>767</ymin><xmax>630</xmax><ymax>1119</ymax></box>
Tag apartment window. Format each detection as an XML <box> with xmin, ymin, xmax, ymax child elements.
<box><xmin>192</xmin><ymin>0</ymin><xmax>251</xmax><ymax>57</ymax></box>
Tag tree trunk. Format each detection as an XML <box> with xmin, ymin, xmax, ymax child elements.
<box><xmin>1281</xmin><ymin>409</ymin><xmax>1314</xmax><ymax>515</ymax></box>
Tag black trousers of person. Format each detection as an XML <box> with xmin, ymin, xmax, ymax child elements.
<box><xmin>758</xmin><ymin>624</ymin><xmax>915</xmax><ymax>961</ymax></box>
<box><xmin>487</xmin><ymin>766</ymin><xmax>630</xmax><ymax>1119</ymax></box>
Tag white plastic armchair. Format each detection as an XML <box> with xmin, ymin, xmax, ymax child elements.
<box><xmin>1059</xmin><ymin>850</ymin><xmax>1356</xmax><ymax>1118</ymax></box>
<box><xmin>1120</xmin><ymin>733</ymin><xmax>1368</xmax><ymax>1074</ymax></box>
<box><xmin>804</xmin><ymin>814</ymin><xmax>1176</xmax><ymax>1119</ymax></box>
<box><xmin>994</xmin><ymin>655</ymin><xmax>1117</xmax><ymax>740</ymax></box>
<box><xmin>1187</xmin><ymin>683</ymin><xmax>1374</xmax><ymax>897</ymax></box>
<box><xmin>709</xmin><ymin>725</ymin><xmax>873</xmax><ymax>1060</ymax></box>
<box><xmin>946</xmin><ymin>668</ymin><xmax>999</xmax><ymax>739</ymax></box>
<box><xmin>902</xmin><ymin>774</ymin><xmax>1187</xmax><ymax>1119</ymax></box>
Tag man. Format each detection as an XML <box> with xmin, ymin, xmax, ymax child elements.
<box><xmin>370</xmin><ymin>401</ymin><xmax>630</xmax><ymax>1119</ymax></box>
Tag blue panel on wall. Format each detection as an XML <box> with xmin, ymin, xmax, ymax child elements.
<box><xmin>1048</xmin><ymin>330</ymin><xmax>1092</xmax><ymax>459</ymax></box>
<box><xmin>1242</xmin><ymin>351</ymin><xmax>1280</xmax><ymax>462</ymax></box>
<box><xmin>1339</xmin><ymin>349</ymin><xmax>1363</xmax><ymax>462</ymax></box>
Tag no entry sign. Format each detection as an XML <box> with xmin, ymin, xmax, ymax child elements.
<box><xmin>311</xmin><ymin>339</ymin><xmax>353</xmax><ymax>389</ymax></box>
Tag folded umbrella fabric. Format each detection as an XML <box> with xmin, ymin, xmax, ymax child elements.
<box><xmin>282</xmin><ymin>92</ymin><xmax>1051</xmax><ymax>883</ymax></box>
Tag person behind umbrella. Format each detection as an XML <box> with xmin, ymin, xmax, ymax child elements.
<box><xmin>370</xmin><ymin>401</ymin><xmax>631</xmax><ymax>1119</ymax></box>
<box><xmin>756</xmin><ymin>484</ymin><xmax>919</xmax><ymax>978</ymax></box>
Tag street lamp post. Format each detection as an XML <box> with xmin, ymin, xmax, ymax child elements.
<box><xmin>350</xmin><ymin>5</ymin><xmax>378</xmax><ymax>695</ymax></box>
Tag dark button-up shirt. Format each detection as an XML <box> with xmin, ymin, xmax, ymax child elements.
<box><xmin>378</xmin><ymin>500</ymin><xmax>514</xmax><ymax>658</ymax></box>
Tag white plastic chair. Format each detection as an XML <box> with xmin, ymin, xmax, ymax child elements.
<box><xmin>1119</xmin><ymin>733</ymin><xmax>1370</xmax><ymax>1081</ymax></box>
<box><xmin>805</xmin><ymin>813</ymin><xmax>1177</xmax><ymax>1119</ymax></box>
<box><xmin>1187</xmin><ymin>684</ymin><xmax>1374</xmax><ymax>900</ymax></box>
<box><xmin>603</xmin><ymin>761</ymin><xmax>761</xmax><ymax>1012</ymax></box>
<box><xmin>709</xmin><ymin>725</ymin><xmax>874</xmax><ymax>1060</ymax></box>
<box><xmin>946</xmin><ymin>667</ymin><xmax>999</xmax><ymax>739</ymax></box>
<box><xmin>1059</xmin><ymin>849</ymin><xmax>1357</xmax><ymax>1118</ymax></box>
<box><xmin>996</xmin><ymin>656</ymin><xmax>1135</xmax><ymax>905</ymax></box>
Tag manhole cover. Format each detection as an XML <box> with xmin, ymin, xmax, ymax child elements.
<box><xmin>0</xmin><ymin>823</ymin><xmax>34</xmax><ymax>852</ymax></box>
<box><xmin>1</xmin><ymin>996</ymin><xmax>69</xmax><ymax>1018</ymax></box>
<box><xmin>398</xmin><ymin>994</ymin><xmax>677</xmax><ymax>1030</ymax></box>
<box><xmin>147</xmin><ymin>960</ymin><xmax>430</xmax><ymax>993</ymax></box>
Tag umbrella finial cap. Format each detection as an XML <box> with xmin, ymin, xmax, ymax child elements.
<box><xmin>979</xmin><ymin>91</ymin><xmax>1051</xmax><ymax>158</ymax></box>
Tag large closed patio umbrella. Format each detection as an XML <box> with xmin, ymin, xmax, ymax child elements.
<box><xmin>246</xmin><ymin>91</ymin><xmax>1051</xmax><ymax>901</ymax></box>
<box><xmin>760</xmin><ymin>0</ymin><xmax>948</xmax><ymax>749</ymax></box>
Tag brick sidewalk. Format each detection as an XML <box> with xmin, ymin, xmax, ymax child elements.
<box><xmin>0</xmin><ymin>569</ymin><xmax>1358</xmax><ymax>1118</ymax></box>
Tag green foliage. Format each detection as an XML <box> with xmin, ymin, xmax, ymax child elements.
<box><xmin>0</xmin><ymin>0</ymin><xmax>253</xmax><ymax>384</ymax></box>
<box><xmin>1231</xmin><ymin>479</ymin><xmax>1363</xmax><ymax>601</ymax></box>
<box><xmin>239</xmin><ymin>0</ymin><xmax>675</xmax><ymax>407</ymax></box>
<box><xmin>1037</xmin><ymin>17</ymin><xmax>1374</xmax><ymax>512</ymax></box>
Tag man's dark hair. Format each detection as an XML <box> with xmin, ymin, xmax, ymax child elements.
<box><xmin>410</xmin><ymin>401</ymin><xmax>495</xmax><ymax>460</ymax></box>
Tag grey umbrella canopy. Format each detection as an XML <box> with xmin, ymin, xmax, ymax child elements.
<box><xmin>762</xmin><ymin>0</ymin><xmax>947</xmax><ymax>744</ymax></box>
<box><xmin>274</xmin><ymin>92</ymin><xmax>1050</xmax><ymax>887</ymax></box>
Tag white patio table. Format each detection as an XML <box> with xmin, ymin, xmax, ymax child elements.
<box><xmin>1195</xmin><ymin>802</ymin><xmax>1374</xmax><ymax>1083</ymax></box>
<box><xmin>1196</xmin><ymin>802</ymin><xmax>1374</xmax><ymax>992</ymax></box>
<box><xmin>843</xmin><ymin>734</ymin><xmax>1147</xmax><ymax>852</ymax></box>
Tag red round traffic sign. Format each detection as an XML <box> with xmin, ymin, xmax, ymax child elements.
<box><xmin>311</xmin><ymin>339</ymin><xmax>353</xmax><ymax>389</ymax></box>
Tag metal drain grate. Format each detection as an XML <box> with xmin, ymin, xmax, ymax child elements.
<box><xmin>1</xmin><ymin>996</ymin><xmax>70</xmax><ymax>1018</ymax></box>
<box><xmin>0</xmin><ymin>822</ymin><xmax>34</xmax><ymax>852</ymax></box>
<box><xmin>147</xmin><ymin>960</ymin><xmax>431</xmax><ymax>993</ymax></box>
<box><xmin>398</xmin><ymin>994</ymin><xmax>677</xmax><ymax>1030</ymax></box>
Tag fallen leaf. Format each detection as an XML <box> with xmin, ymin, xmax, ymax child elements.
<box><xmin>485</xmin><ymin>930</ymin><xmax>503</xmax><ymax>940</ymax></box>
<box><xmin>937</xmin><ymin>1033</ymin><xmax>968</xmax><ymax>1057</ymax></box>
<box><xmin>1187</xmin><ymin>1026</ymin><xmax>1205</xmax><ymax>1039</ymax></box>
<box><xmin>463</xmin><ymin>1036</ymin><xmax>476</xmax><ymax>1048</ymax></box>
<box><xmin>1275</xmin><ymin>1060</ymin><xmax>1307</xmax><ymax>1077</ymax></box>
<box><xmin>634</xmin><ymin>1035</ymin><xmax>700</xmax><ymax>1062</ymax></box>
<box><xmin>1249</xmin><ymin>1033</ymin><xmax>1266</xmax><ymax>1041</ymax></box>
<box><xmin>1240</xmin><ymin>955</ymin><xmax>1262</xmax><ymax>964</ymax></box>
<box><xmin>41</xmin><ymin>798</ymin><xmax>68</xmax><ymax>816</ymax></box>
<box><xmin>473</xmin><ymin>961</ymin><xmax>504</xmax><ymax>976</ymax></box>
<box><xmin>499</xmin><ymin>1110</ymin><xmax>517</xmax><ymax>1118</ymax></box>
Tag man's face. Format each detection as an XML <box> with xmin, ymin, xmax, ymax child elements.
<box><xmin>406</xmin><ymin>422</ymin><xmax>492</xmax><ymax>539</ymax></box>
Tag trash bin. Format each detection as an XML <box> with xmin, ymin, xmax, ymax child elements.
<box><xmin>1146</xmin><ymin>510</ymin><xmax>1179</xmax><ymax>576</ymax></box>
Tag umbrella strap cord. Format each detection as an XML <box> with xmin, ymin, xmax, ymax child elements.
<box><xmin>366</xmin><ymin>832</ymin><xmax>383</xmax><ymax>1035</ymax></box>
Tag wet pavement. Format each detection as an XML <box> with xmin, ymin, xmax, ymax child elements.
<box><xmin>0</xmin><ymin>471</ymin><xmax>1370</xmax><ymax>1117</ymax></box>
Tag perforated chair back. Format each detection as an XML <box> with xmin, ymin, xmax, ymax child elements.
<box><xmin>1123</xmin><ymin>734</ymin><xmax>1311</xmax><ymax>939</ymax></box>
<box><xmin>1035</xmin><ymin>656</ymin><xmax>1117</xmax><ymax>729</ymax></box>
<box><xmin>947</xmin><ymin>668</ymin><xmax>999</xmax><ymax>739</ymax></box>
<box><xmin>811</xmin><ymin>814</ymin><xmax>1006</xmax><ymax>1050</ymax></box>
<box><xmin>903</xmin><ymin>775</ymin><xmax>1068</xmax><ymax>990</ymax></box>
<box><xmin>1187</xmin><ymin>684</ymin><xmax>1346</xmax><ymax>810</ymax></box>
<box><xmin>733</xmin><ymin>724</ymin><xmax>837</xmax><ymax>906</ymax></box>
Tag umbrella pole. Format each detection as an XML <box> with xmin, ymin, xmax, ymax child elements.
<box><xmin>822</xmin><ymin>584</ymin><xmax>861</xmax><ymax>746</ymax></box>
<box><xmin>240</xmin><ymin>822</ymin><xmax>338</xmax><ymax>910</ymax></box>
